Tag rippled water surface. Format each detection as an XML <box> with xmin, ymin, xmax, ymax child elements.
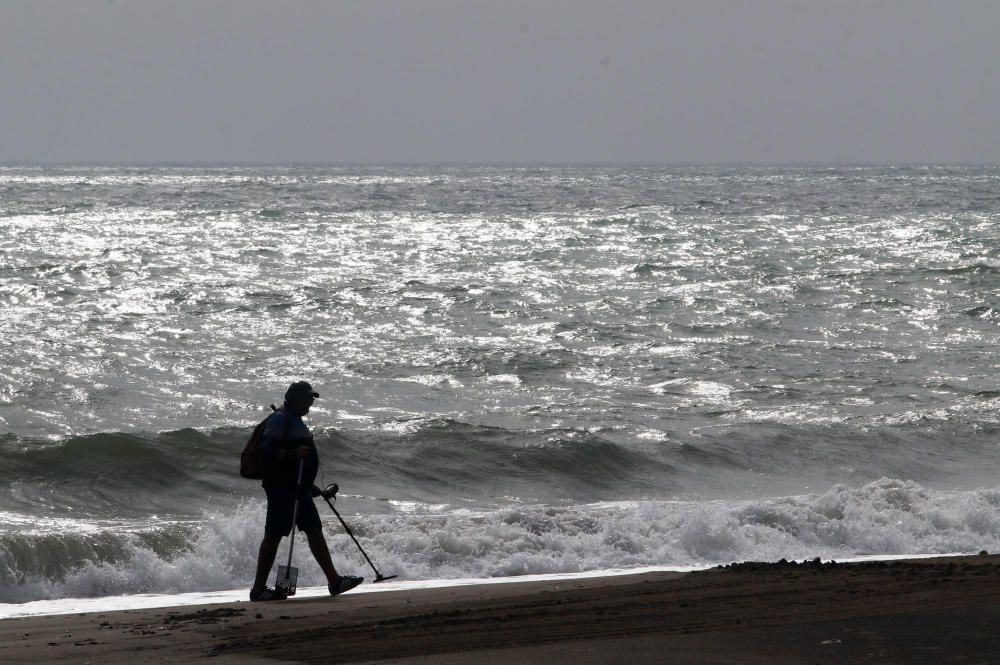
<box><xmin>5</xmin><ymin>166</ymin><xmax>1000</xmax><ymax>439</ymax></box>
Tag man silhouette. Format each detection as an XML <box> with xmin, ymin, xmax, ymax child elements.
<box><xmin>249</xmin><ymin>381</ymin><xmax>363</xmax><ymax>601</ymax></box>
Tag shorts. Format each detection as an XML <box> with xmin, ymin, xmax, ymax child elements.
<box><xmin>264</xmin><ymin>489</ymin><xmax>322</xmax><ymax>537</ymax></box>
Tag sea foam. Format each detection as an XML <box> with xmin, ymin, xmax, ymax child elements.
<box><xmin>4</xmin><ymin>479</ymin><xmax>1000</xmax><ymax>606</ymax></box>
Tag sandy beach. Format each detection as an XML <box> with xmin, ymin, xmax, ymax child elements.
<box><xmin>4</xmin><ymin>554</ymin><xmax>1000</xmax><ymax>664</ymax></box>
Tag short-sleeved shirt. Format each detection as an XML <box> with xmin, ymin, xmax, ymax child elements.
<box><xmin>256</xmin><ymin>405</ymin><xmax>319</xmax><ymax>495</ymax></box>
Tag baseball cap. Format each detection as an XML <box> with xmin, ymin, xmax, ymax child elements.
<box><xmin>285</xmin><ymin>381</ymin><xmax>320</xmax><ymax>400</ymax></box>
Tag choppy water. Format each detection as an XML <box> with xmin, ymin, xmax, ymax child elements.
<box><xmin>3</xmin><ymin>164</ymin><xmax>1000</xmax><ymax>605</ymax></box>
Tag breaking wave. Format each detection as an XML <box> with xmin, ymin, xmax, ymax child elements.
<box><xmin>4</xmin><ymin>479</ymin><xmax>1000</xmax><ymax>603</ymax></box>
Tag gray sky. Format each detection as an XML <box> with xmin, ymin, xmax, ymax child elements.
<box><xmin>2</xmin><ymin>0</ymin><xmax>998</xmax><ymax>164</ymax></box>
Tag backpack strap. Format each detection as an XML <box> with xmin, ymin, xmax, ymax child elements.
<box><xmin>274</xmin><ymin>404</ymin><xmax>294</xmax><ymax>445</ymax></box>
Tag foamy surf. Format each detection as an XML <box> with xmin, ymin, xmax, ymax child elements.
<box><xmin>4</xmin><ymin>479</ymin><xmax>1000</xmax><ymax>610</ymax></box>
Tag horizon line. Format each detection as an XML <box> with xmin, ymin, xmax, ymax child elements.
<box><xmin>2</xmin><ymin>160</ymin><xmax>999</xmax><ymax>168</ymax></box>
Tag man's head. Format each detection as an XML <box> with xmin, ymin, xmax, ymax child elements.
<box><xmin>284</xmin><ymin>381</ymin><xmax>319</xmax><ymax>415</ymax></box>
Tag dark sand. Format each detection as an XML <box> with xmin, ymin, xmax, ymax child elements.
<box><xmin>4</xmin><ymin>555</ymin><xmax>1000</xmax><ymax>664</ymax></box>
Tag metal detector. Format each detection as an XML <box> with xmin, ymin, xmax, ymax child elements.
<box><xmin>320</xmin><ymin>483</ymin><xmax>397</xmax><ymax>583</ymax></box>
<box><xmin>275</xmin><ymin>459</ymin><xmax>306</xmax><ymax>596</ymax></box>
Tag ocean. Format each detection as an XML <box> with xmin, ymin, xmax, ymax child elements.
<box><xmin>3</xmin><ymin>164</ymin><xmax>1000</xmax><ymax>613</ymax></box>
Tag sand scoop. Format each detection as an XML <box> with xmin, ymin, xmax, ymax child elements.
<box><xmin>275</xmin><ymin>459</ymin><xmax>306</xmax><ymax>596</ymax></box>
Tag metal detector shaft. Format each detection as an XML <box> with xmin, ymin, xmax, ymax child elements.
<box><xmin>322</xmin><ymin>496</ymin><xmax>397</xmax><ymax>582</ymax></box>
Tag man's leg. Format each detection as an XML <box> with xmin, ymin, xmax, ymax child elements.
<box><xmin>256</xmin><ymin>489</ymin><xmax>295</xmax><ymax>594</ymax></box>
<box><xmin>251</xmin><ymin>533</ymin><xmax>282</xmax><ymax>594</ymax></box>
<box><xmin>305</xmin><ymin>527</ymin><xmax>340</xmax><ymax>585</ymax></box>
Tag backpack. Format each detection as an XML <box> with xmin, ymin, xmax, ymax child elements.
<box><xmin>240</xmin><ymin>404</ymin><xmax>279</xmax><ymax>479</ymax></box>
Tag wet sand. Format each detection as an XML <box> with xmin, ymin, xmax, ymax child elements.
<box><xmin>3</xmin><ymin>554</ymin><xmax>1000</xmax><ymax>664</ymax></box>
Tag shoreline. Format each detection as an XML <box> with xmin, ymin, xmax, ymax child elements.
<box><xmin>0</xmin><ymin>553</ymin><xmax>955</xmax><ymax>621</ymax></box>
<box><xmin>0</xmin><ymin>565</ymin><xmax>696</xmax><ymax>621</ymax></box>
<box><xmin>4</xmin><ymin>554</ymin><xmax>1000</xmax><ymax>664</ymax></box>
